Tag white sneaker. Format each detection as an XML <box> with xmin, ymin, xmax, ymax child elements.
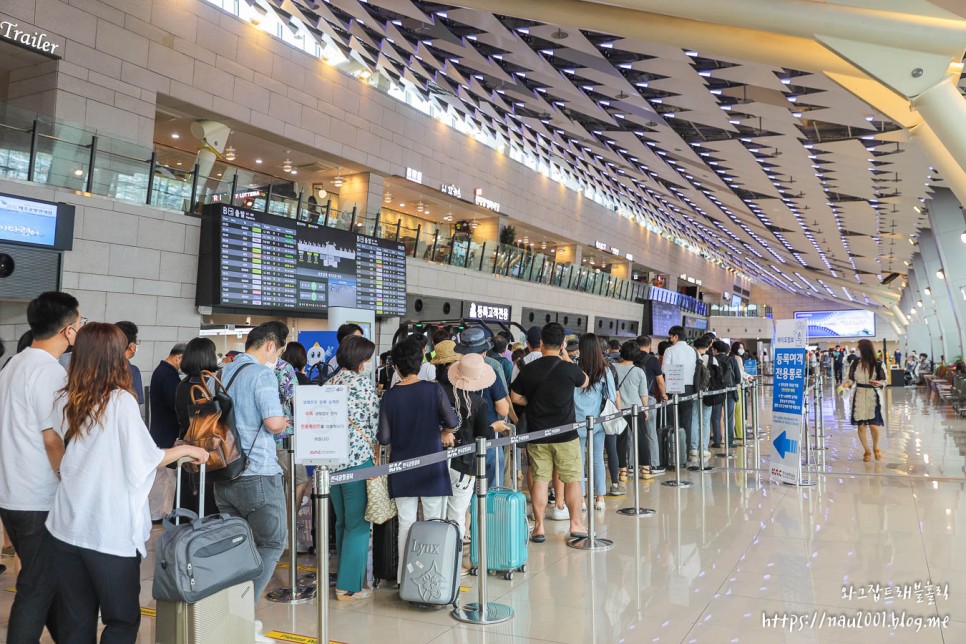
<box><xmin>702</xmin><ymin>450</ymin><xmax>712</xmax><ymax>458</ymax></box>
<box><xmin>548</xmin><ymin>505</ymin><xmax>570</xmax><ymax>521</ymax></box>
<box><xmin>581</xmin><ymin>502</ymin><xmax>587</xmax><ymax>512</ymax></box>
<box><xmin>688</xmin><ymin>449</ymin><xmax>698</xmax><ymax>457</ymax></box>
<box><xmin>594</xmin><ymin>499</ymin><xmax>606</xmax><ymax>511</ymax></box>
<box><xmin>255</xmin><ymin>619</ymin><xmax>273</xmax><ymax>643</ymax></box>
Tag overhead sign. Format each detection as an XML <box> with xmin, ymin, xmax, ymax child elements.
<box><xmin>465</xmin><ymin>300</ymin><xmax>511</xmax><ymax>323</ymax></box>
<box><xmin>406</xmin><ymin>167</ymin><xmax>422</xmax><ymax>184</ymax></box>
<box><xmin>0</xmin><ymin>18</ymin><xmax>63</xmax><ymax>58</ymax></box>
<box><xmin>294</xmin><ymin>385</ymin><xmax>349</xmax><ymax>467</ymax></box>
<box><xmin>769</xmin><ymin>319</ymin><xmax>807</xmax><ymax>485</ymax></box>
<box><xmin>473</xmin><ymin>188</ymin><xmax>501</xmax><ymax>212</ymax></box>
<box><xmin>441</xmin><ymin>183</ymin><xmax>462</xmax><ymax>199</ymax></box>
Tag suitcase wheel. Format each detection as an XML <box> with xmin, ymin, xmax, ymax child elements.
<box><xmin>504</xmin><ymin>572</ymin><xmax>513</xmax><ymax>580</ymax></box>
<box><xmin>518</xmin><ymin>565</ymin><xmax>527</xmax><ymax>573</ymax></box>
<box><xmin>468</xmin><ymin>567</ymin><xmax>479</xmax><ymax>576</ymax></box>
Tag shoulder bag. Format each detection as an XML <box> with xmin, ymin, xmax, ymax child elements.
<box><xmin>600</xmin><ymin>370</ymin><xmax>627</xmax><ymax>436</ymax></box>
<box><xmin>353</xmin><ymin>421</ymin><xmax>396</xmax><ymax>525</ymax></box>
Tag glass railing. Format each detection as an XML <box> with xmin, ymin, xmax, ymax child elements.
<box><xmin>708</xmin><ymin>304</ymin><xmax>773</xmax><ymax>318</ymax></box>
<box><xmin>0</xmin><ymin>100</ymin><xmax>649</xmax><ymax>305</ymax></box>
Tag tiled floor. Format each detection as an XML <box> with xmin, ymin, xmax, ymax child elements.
<box><xmin>4</xmin><ymin>382</ymin><xmax>965</xmax><ymax>642</ymax></box>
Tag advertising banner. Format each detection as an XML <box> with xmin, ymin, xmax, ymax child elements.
<box><xmin>769</xmin><ymin>319</ymin><xmax>808</xmax><ymax>485</ymax></box>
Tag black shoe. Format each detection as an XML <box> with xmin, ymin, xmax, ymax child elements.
<box><xmin>0</xmin><ymin>564</ymin><xmax>6</xmax><ymax>575</ymax></box>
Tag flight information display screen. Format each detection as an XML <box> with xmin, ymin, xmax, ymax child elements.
<box><xmin>211</xmin><ymin>205</ymin><xmax>406</xmax><ymax>316</ymax></box>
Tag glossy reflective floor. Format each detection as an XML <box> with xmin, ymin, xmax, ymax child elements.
<box><xmin>5</xmin><ymin>382</ymin><xmax>966</xmax><ymax>643</ymax></box>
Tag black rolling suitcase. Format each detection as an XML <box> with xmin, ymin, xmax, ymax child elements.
<box><xmin>659</xmin><ymin>402</ymin><xmax>687</xmax><ymax>470</ymax></box>
<box><xmin>372</xmin><ymin>517</ymin><xmax>399</xmax><ymax>588</ymax></box>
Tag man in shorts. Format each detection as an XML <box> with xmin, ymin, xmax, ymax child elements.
<box><xmin>510</xmin><ymin>322</ymin><xmax>588</xmax><ymax>543</ymax></box>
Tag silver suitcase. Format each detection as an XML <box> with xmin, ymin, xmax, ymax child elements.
<box><xmin>399</xmin><ymin>519</ymin><xmax>462</xmax><ymax>607</ymax></box>
<box><xmin>155</xmin><ymin>459</ymin><xmax>256</xmax><ymax>643</ymax></box>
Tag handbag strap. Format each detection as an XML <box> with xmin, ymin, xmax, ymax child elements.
<box><xmin>350</xmin><ymin>419</ymin><xmax>377</xmax><ymax>465</ymax></box>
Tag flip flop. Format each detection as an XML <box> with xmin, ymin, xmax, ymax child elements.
<box><xmin>530</xmin><ymin>534</ymin><xmax>546</xmax><ymax>543</ymax></box>
<box><xmin>569</xmin><ymin>532</ymin><xmax>588</xmax><ymax>539</ymax></box>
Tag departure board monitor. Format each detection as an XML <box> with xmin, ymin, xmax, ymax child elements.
<box><xmin>199</xmin><ymin>204</ymin><xmax>407</xmax><ymax>316</ymax></box>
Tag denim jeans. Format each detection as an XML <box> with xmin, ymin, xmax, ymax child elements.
<box><xmin>214</xmin><ymin>474</ymin><xmax>287</xmax><ymax>598</ymax></box>
<box><xmin>485</xmin><ymin>445</ymin><xmax>503</xmax><ymax>488</ymax></box>
<box><xmin>698</xmin><ymin>399</ymin><xmax>713</xmax><ymax>452</ymax></box>
<box><xmin>577</xmin><ymin>426</ymin><xmax>606</xmax><ymax>497</ymax></box>
<box><xmin>0</xmin><ymin>509</ymin><xmax>59</xmax><ymax>642</ymax></box>
<box><xmin>710</xmin><ymin>401</ymin><xmax>723</xmax><ymax>445</ymax></box>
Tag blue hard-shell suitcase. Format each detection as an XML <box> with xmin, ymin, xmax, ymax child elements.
<box><xmin>469</xmin><ymin>486</ymin><xmax>530</xmax><ymax>579</ymax></box>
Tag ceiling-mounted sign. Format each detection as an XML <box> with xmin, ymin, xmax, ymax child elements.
<box><xmin>1</xmin><ymin>18</ymin><xmax>63</xmax><ymax>58</ymax></box>
<box><xmin>594</xmin><ymin>240</ymin><xmax>608</xmax><ymax>251</ymax></box>
<box><xmin>626</xmin><ymin>253</ymin><xmax>634</xmax><ymax>261</ymax></box>
<box><xmin>473</xmin><ymin>188</ymin><xmax>500</xmax><ymax>212</ymax></box>
<box><xmin>441</xmin><ymin>183</ymin><xmax>462</xmax><ymax>199</ymax></box>
<box><xmin>406</xmin><ymin>167</ymin><xmax>422</xmax><ymax>184</ymax></box>
<box><xmin>465</xmin><ymin>300</ymin><xmax>511</xmax><ymax>323</ymax></box>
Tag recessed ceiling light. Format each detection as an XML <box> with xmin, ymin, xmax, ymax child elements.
<box><xmin>255</xmin><ymin>159</ymin><xmax>262</xmax><ymax>164</ymax></box>
<box><xmin>171</xmin><ymin>133</ymin><xmax>180</xmax><ymax>139</ymax></box>
<box><xmin>73</xmin><ymin>169</ymin><xmax>84</xmax><ymax>176</ymax></box>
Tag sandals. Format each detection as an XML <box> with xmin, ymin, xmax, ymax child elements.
<box><xmin>862</xmin><ymin>451</ymin><xmax>871</xmax><ymax>462</ymax></box>
<box><xmin>619</xmin><ymin>468</ymin><xmax>628</xmax><ymax>483</ymax></box>
<box><xmin>874</xmin><ymin>449</ymin><xmax>883</xmax><ymax>461</ymax></box>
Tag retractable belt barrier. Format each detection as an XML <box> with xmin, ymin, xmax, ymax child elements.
<box><xmin>309</xmin><ymin>381</ymin><xmax>759</xmax><ymax>644</ymax></box>
<box><xmin>327</xmin><ymin>385</ymin><xmax>752</xmax><ymax>487</ymax></box>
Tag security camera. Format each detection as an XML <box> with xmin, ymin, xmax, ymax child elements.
<box><xmin>189</xmin><ymin>120</ymin><xmax>231</xmax><ymax>154</ymax></box>
<box><xmin>0</xmin><ymin>253</ymin><xmax>14</xmax><ymax>278</ymax></box>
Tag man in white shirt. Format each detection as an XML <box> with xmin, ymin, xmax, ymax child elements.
<box><xmin>661</xmin><ymin>325</ymin><xmax>698</xmax><ymax>460</ymax></box>
<box><xmin>511</xmin><ymin>325</ymin><xmax>544</xmax><ymax>382</ymax></box>
<box><xmin>0</xmin><ymin>291</ymin><xmax>81</xmax><ymax>641</ymax></box>
<box><xmin>390</xmin><ymin>333</ymin><xmax>436</xmax><ymax>386</ymax></box>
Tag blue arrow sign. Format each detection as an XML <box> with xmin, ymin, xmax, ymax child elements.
<box><xmin>773</xmin><ymin>431</ymin><xmax>799</xmax><ymax>458</ymax></box>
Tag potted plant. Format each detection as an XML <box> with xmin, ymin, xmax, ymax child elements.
<box><xmin>499</xmin><ymin>225</ymin><xmax>515</xmax><ymax>245</ymax></box>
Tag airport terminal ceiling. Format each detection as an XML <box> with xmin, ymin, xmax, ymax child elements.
<box><xmin>225</xmin><ymin>0</ymin><xmax>966</xmax><ymax>313</ymax></box>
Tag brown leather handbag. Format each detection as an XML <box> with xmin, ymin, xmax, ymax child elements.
<box><xmin>180</xmin><ymin>365</ymin><xmax>254</xmax><ymax>481</ymax></box>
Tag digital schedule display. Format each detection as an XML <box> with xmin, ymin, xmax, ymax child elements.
<box><xmin>205</xmin><ymin>204</ymin><xmax>406</xmax><ymax>316</ymax></box>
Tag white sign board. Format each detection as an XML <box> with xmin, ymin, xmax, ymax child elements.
<box><xmin>664</xmin><ymin>364</ymin><xmax>685</xmax><ymax>395</ymax></box>
<box><xmin>769</xmin><ymin>319</ymin><xmax>808</xmax><ymax>485</ymax></box>
<box><xmin>294</xmin><ymin>385</ymin><xmax>349</xmax><ymax>466</ymax></box>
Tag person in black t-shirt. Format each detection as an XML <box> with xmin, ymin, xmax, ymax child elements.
<box><xmin>510</xmin><ymin>323</ymin><xmax>588</xmax><ymax>543</ymax></box>
<box><xmin>634</xmin><ymin>335</ymin><xmax>666</xmax><ymax>475</ymax></box>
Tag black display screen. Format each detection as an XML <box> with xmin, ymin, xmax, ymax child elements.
<box><xmin>651</xmin><ymin>301</ymin><xmax>682</xmax><ymax>337</ymax></box>
<box><xmin>206</xmin><ymin>204</ymin><xmax>406</xmax><ymax>316</ymax></box>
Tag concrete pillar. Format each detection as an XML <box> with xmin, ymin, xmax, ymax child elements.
<box><xmin>903</xmin><ymin>272</ymin><xmax>931</xmax><ymax>361</ymax></box>
<box><xmin>910</xmin><ymin>255</ymin><xmax>947</xmax><ymax>362</ymax></box>
<box><xmin>926</xmin><ymin>189</ymin><xmax>966</xmax><ymax>358</ymax></box>
<box><xmin>917</xmin><ymin>230</ymin><xmax>961</xmax><ymax>363</ymax></box>
<box><xmin>336</xmin><ymin>172</ymin><xmax>385</xmax><ymax>234</ymax></box>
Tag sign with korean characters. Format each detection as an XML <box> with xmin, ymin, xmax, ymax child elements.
<box><xmin>294</xmin><ymin>385</ymin><xmax>349</xmax><ymax>467</ymax></box>
<box><xmin>664</xmin><ymin>364</ymin><xmax>685</xmax><ymax>395</ymax></box>
<box><xmin>769</xmin><ymin>319</ymin><xmax>808</xmax><ymax>485</ymax></box>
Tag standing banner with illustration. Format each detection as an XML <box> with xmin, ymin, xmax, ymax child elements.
<box><xmin>769</xmin><ymin>319</ymin><xmax>808</xmax><ymax>485</ymax></box>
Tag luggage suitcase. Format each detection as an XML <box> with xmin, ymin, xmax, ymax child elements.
<box><xmin>468</xmin><ymin>428</ymin><xmax>529</xmax><ymax>580</ymax></box>
<box><xmin>398</xmin><ymin>519</ymin><xmax>462</xmax><ymax>607</ymax></box>
<box><xmin>155</xmin><ymin>459</ymin><xmax>259</xmax><ymax>643</ymax></box>
<box><xmin>372</xmin><ymin>516</ymin><xmax>399</xmax><ymax>587</ymax></box>
<box><xmin>371</xmin><ymin>446</ymin><xmax>398</xmax><ymax>588</ymax></box>
<box><xmin>660</xmin><ymin>425</ymin><xmax>687</xmax><ymax>469</ymax></box>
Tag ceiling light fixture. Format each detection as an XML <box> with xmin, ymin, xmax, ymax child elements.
<box><xmin>924</xmin><ymin>287</ymin><xmax>931</xmax><ymax>296</ymax></box>
<box><xmin>333</xmin><ymin>173</ymin><xmax>344</xmax><ymax>188</ymax></box>
<box><xmin>282</xmin><ymin>153</ymin><xmax>293</xmax><ymax>173</ymax></box>
<box><xmin>223</xmin><ymin>145</ymin><xmax>236</xmax><ymax>162</ymax></box>
<box><xmin>171</xmin><ymin>133</ymin><xmax>180</xmax><ymax>139</ymax></box>
<box><xmin>961</xmin><ymin>230</ymin><xmax>966</xmax><ymax>244</ymax></box>
<box><xmin>254</xmin><ymin>158</ymin><xmax>262</xmax><ymax>164</ymax></box>
<box><xmin>936</xmin><ymin>269</ymin><xmax>945</xmax><ymax>280</ymax></box>
<box><xmin>416</xmin><ymin>200</ymin><xmax>424</xmax><ymax>213</ymax></box>
<box><xmin>384</xmin><ymin>193</ymin><xmax>392</xmax><ymax>203</ymax></box>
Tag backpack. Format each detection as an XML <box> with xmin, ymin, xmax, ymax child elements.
<box><xmin>720</xmin><ymin>354</ymin><xmax>737</xmax><ymax>389</ymax></box>
<box><xmin>180</xmin><ymin>364</ymin><xmax>254</xmax><ymax>481</ymax></box>
<box><xmin>692</xmin><ymin>348</ymin><xmax>710</xmax><ymax>392</ymax></box>
<box><xmin>307</xmin><ymin>360</ymin><xmax>340</xmax><ymax>385</ymax></box>
<box><xmin>704</xmin><ymin>355</ymin><xmax>726</xmax><ymax>405</ymax></box>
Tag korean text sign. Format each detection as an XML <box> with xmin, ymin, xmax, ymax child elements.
<box><xmin>294</xmin><ymin>385</ymin><xmax>349</xmax><ymax>467</ymax></box>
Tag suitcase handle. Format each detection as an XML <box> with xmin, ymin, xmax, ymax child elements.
<box><xmin>163</xmin><ymin>508</ymin><xmax>199</xmax><ymax>530</ymax></box>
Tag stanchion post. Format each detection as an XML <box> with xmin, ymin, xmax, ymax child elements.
<box><xmin>268</xmin><ymin>436</ymin><xmax>315</xmax><ymax>604</ymax></box>
<box><xmin>662</xmin><ymin>395</ymin><xmax>692</xmax><ymax>488</ymax></box>
<box><xmin>453</xmin><ymin>438</ymin><xmax>514</xmax><ymax>624</ymax></box>
<box><xmin>618</xmin><ymin>405</ymin><xmax>655</xmax><ymax>517</ymax></box>
<box><xmin>568</xmin><ymin>417</ymin><xmax>615</xmax><ymax>550</ymax></box>
<box><xmin>718</xmin><ymin>387</ymin><xmax>736</xmax><ymax>463</ymax></box>
<box><xmin>693</xmin><ymin>393</ymin><xmax>713</xmax><ymax>473</ymax></box>
<box><xmin>314</xmin><ymin>467</ymin><xmax>330</xmax><ymax>644</ymax></box>
<box><xmin>752</xmin><ymin>382</ymin><xmax>761</xmax><ymax>467</ymax></box>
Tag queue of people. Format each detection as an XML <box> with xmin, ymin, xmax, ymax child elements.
<box><xmin>0</xmin><ymin>292</ymin><xmax>773</xmax><ymax>641</ymax></box>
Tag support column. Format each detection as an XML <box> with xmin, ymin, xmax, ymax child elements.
<box><xmin>926</xmin><ymin>189</ymin><xmax>966</xmax><ymax>358</ymax></box>
<box><xmin>336</xmin><ymin>173</ymin><xmax>386</xmax><ymax>232</ymax></box>
<box><xmin>911</xmin><ymin>255</ymin><xmax>947</xmax><ymax>363</ymax></box>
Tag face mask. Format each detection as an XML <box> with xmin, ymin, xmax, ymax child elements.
<box><xmin>738</xmin><ymin>348</ymin><xmax>745</xmax><ymax>356</ymax></box>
